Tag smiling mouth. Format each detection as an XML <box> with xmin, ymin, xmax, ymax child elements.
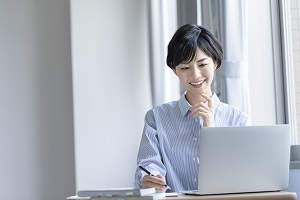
<box><xmin>190</xmin><ymin>80</ymin><xmax>205</xmax><ymax>86</ymax></box>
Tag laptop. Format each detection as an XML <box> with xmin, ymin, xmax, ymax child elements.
<box><xmin>183</xmin><ymin>125</ymin><xmax>291</xmax><ymax>195</ymax></box>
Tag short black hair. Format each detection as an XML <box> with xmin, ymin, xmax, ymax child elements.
<box><xmin>166</xmin><ymin>24</ymin><xmax>223</xmax><ymax>69</ymax></box>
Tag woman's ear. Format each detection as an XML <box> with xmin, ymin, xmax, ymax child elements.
<box><xmin>214</xmin><ymin>62</ymin><xmax>218</xmax><ymax>70</ymax></box>
<box><xmin>173</xmin><ymin>68</ymin><xmax>178</xmax><ymax>76</ymax></box>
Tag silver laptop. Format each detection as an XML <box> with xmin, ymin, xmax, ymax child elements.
<box><xmin>184</xmin><ymin>125</ymin><xmax>290</xmax><ymax>195</ymax></box>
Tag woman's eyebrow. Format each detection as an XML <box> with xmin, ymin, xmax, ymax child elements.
<box><xmin>181</xmin><ymin>57</ymin><xmax>208</xmax><ymax>64</ymax></box>
<box><xmin>196</xmin><ymin>58</ymin><xmax>208</xmax><ymax>63</ymax></box>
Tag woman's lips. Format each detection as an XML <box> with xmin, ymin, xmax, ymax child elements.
<box><xmin>190</xmin><ymin>80</ymin><xmax>205</xmax><ymax>87</ymax></box>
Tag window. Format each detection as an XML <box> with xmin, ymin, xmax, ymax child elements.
<box><xmin>169</xmin><ymin>0</ymin><xmax>299</xmax><ymax>144</ymax></box>
<box><xmin>289</xmin><ymin>0</ymin><xmax>300</xmax><ymax>144</ymax></box>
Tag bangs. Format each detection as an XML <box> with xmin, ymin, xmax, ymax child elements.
<box><xmin>173</xmin><ymin>37</ymin><xmax>198</xmax><ymax>66</ymax></box>
<box><xmin>166</xmin><ymin>24</ymin><xmax>222</xmax><ymax>69</ymax></box>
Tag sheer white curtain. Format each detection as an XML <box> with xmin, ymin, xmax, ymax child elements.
<box><xmin>219</xmin><ymin>0</ymin><xmax>251</xmax><ymax>121</ymax></box>
<box><xmin>148</xmin><ymin>0</ymin><xmax>165</xmax><ymax>107</ymax></box>
<box><xmin>148</xmin><ymin>0</ymin><xmax>179</xmax><ymax>106</ymax></box>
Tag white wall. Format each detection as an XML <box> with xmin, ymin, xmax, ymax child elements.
<box><xmin>70</xmin><ymin>0</ymin><xmax>280</xmax><ymax>191</ymax></box>
<box><xmin>0</xmin><ymin>0</ymin><xmax>288</xmax><ymax>199</ymax></box>
<box><xmin>248</xmin><ymin>0</ymin><xmax>277</xmax><ymax>125</ymax></box>
<box><xmin>70</xmin><ymin>0</ymin><xmax>151</xmax><ymax>190</ymax></box>
<box><xmin>0</xmin><ymin>0</ymin><xmax>75</xmax><ymax>200</ymax></box>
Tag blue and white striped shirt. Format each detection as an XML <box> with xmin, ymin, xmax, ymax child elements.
<box><xmin>134</xmin><ymin>92</ymin><xmax>248</xmax><ymax>192</ymax></box>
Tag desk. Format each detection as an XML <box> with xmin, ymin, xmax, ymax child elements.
<box><xmin>165</xmin><ymin>192</ymin><xmax>297</xmax><ymax>200</ymax></box>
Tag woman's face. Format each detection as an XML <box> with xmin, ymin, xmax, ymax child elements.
<box><xmin>173</xmin><ymin>48</ymin><xmax>217</xmax><ymax>98</ymax></box>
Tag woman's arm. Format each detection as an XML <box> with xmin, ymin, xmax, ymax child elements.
<box><xmin>134</xmin><ymin>110</ymin><xmax>168</xmax><ymax>192</ymax></box>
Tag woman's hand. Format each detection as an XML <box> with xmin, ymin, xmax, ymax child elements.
<box><xmin>141</xmin><ymin>174</ymin><xmax>168</xmax><ymax>193</ymax></box>
<box><xmin>189</xmin><ymin>94</ymin><xmax>214</xmax><ymax>127</ymax></box>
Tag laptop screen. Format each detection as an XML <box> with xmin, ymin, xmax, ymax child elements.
<box><xmin>197</xmin><ymin>125</ymin><xmax>290</xmax><ymax>195</ymax></box>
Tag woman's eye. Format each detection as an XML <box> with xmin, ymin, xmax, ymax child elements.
<box><xmin>199</xmin><ymin>64</ymin><xmax>208</xmax><ymax>67</ymax></box>
<box><xmin>181</xmin><ymin>67</ymin><xmax>189</xmax><ymax>70</ymax></box>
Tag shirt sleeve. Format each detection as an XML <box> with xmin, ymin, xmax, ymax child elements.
<box><xmin>134</xmin><ymin>109</ymin><xmax>166</xmax><ymax>188</ymax></box>
<box><xmin>236</xmin><ymin>111</ymin><xmax>249</xmax><ymax>126</ymax></box>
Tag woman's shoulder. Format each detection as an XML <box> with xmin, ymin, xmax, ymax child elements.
<box><xmin>144</xmin><ymin>100</ymin><xmax>179</xmax><ymax>124</ymax></box>
<box><xmin>216</xmin><ymin>102</ymin><xmax>249</xmax><ymax>126</ymax></box>
<box><xmin>145</xmin><ymin>100</ymin><xmax>179</xmax><ymax>118</ymax></box>
<box><xmin>150</xmin><ymin>100</ymin><xmax>179</xmax><ymax>112</ymax></box>
<box><xmin>217</xmin><ymin>101</ymin><xmax>245</xmax><ymax>114</ymax></box>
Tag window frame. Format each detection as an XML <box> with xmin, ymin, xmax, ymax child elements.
<box><xmin>176</xmin><ymin>0</ymin><xmax>298</xmax><ymax>144</ymax></box>
<box><xmin>276</xmin><ymin>0</ymin><xmax>298</xmax><ymax>144</ymax></box>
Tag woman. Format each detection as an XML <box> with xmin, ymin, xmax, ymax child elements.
<box><xmin>134</xmin><ymin>24</ymin><xmax>248</xmax><ymax>192</ymax></box>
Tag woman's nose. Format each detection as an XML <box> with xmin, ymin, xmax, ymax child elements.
<box><xmin>190</xmin><ymin>67</ymin><xmax>202</xmax><ymax>78</ymax></box>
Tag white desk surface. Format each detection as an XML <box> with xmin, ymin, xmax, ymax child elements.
<box><xmin>164</xmin><ymin>191</ymin><xmax>297</xmax><ymax>200</ymax></box>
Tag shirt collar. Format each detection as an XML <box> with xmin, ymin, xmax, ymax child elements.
<box><xmin>178</xmin><ymin>91</ymin><xmax>221</xmax><ymax>117</ymax></box>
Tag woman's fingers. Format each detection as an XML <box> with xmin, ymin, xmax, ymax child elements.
<box><xmin>200</xmin><ymin>94</ymin><xmax>213</xmax><ymax>110</ymax></box>
<box><xmin>190</xmin><ymin>102</ymin><xmax>212</xmax><ymax>118</ymax></box>
<box><xmin>189</xmin><ymin>94</ymin><xmax>214</xmax><ymax>127</ymax></box>
<box><xmin>141</xmin><ymin>175</ymin><xmax>167</xmax><ymax>193</ymax></box>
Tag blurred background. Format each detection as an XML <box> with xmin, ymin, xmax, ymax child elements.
<box><xmin>0</xmin><ymin>0</ymin><xmax>299</xmax><ymax>200</ymax></box>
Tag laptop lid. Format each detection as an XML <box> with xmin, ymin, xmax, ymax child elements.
<box><xmin>197</xmin><ymin>125</ymin><xmax>290</xmax><ymax>195</ymax></box>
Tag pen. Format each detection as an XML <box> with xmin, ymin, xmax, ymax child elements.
<box><xmin>139</xmin><ymin>166</ymin><xmax>171</xmax><ymax>190</ymax></box>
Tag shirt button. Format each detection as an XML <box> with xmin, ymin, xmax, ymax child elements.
<box><xmin>194</xmin><ymin>137</ymin><xmax>197</xmax><ymax>141</ymax></box>
<box><xmin>193</xmin><ymin>157</ymin><xmax>196</xmax><ymax>161</ymax></box>
<box><xmin>194</xmin><ymin>178</ymin><xmax>197</xmax><ymax>182</ymax></box>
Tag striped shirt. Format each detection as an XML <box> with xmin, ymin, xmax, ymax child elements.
<box><xmin>134</xmin><ymin>92</ymin><xmax>248</xmax><ymax>192</ymax></box>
